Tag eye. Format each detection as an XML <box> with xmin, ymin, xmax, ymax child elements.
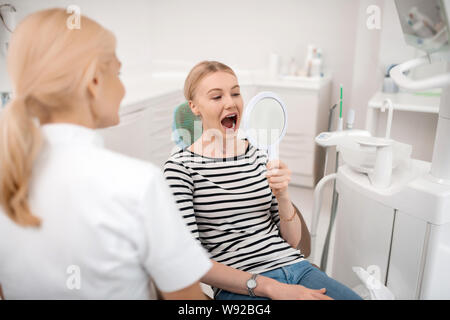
<box><xmin>232</xmin><ymin>93</ymin><xmax>240</xmax><ymax>97</ymax></box>
<box><xmin>212</xmin><ymin>96</ymin><xmax>221</xmax><ymax>100</ymax></box>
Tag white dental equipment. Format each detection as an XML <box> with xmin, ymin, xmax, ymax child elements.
<box><xmin>320</xmin><ymin>0</ymin><xmax>450</xmax><ymax>299</ymax></box>
<box><xmin>312</xmin><ymin>109</ymin><xmax>375</xmax><ymax>266</ymax></box>
<box><xmin>242</xmin><ymin>91</ymin><xmax>288</xmax><ymax>161</ymax></box>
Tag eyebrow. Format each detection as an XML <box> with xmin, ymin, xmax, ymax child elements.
<box><xmin>207</xmin><ymin>85</ymin><xmax>240</xmax><ymax>94</ymax></box>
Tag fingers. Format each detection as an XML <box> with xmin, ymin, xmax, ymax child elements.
<box><xmin>316</xmin><ymin>293</ymin><xmax>334</xmax><ymax>300</ymax></box>
<box><xmin>314</xmin><ymin>288</ymin><xmax>327</xmax><ymax>295</ymax></box>
<box><xmin>266</xmin><ymin>160</ymin><xmax>287</xmax><ymax>170</ymax></box>
<box><xmin>269</xmin><ymin>181</ymin><xmax>289</xmax><ymax>190</ymax></box>
<box><xmin>266</xmin><ymin>170</ymin><xmax>291</xmax><ymax>187</ymax></box>
<box><xmin>266</xmin><ymin>168</ymin><xmax>290</xmax><ymax>177</ymax></box>
<box><xmin>313</xmin><ymin>293</ymin><xmax>333</xmax><ymax>300</ymax></box>
<box><xmin>289</xmin><ymin>285</ymin><xmax>333</xmax><ymax>300</ymax></box>
<box><xmin>266</xmin><ymin>165</ymin><xmax>291</xmax><ymax>193</ymax></box>
<box><xmin>266</xmin><ymin>160</ymin><xmax>281</xmax><ymax>170</ymax></box>
<box><xmin>267</xmin><ymin>175</ymin><xmax>290</xmax><ymax>183</ymax></box>
<box><xmin>312</xmin><ymin>288</ymin><xmax>333</xmax><ymax>300</ymax></box>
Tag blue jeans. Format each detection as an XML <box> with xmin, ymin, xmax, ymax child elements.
<box><xmin>216</xmin><ymin>260</ymin><xmax>362</xmax><ymax>300</ymax></box>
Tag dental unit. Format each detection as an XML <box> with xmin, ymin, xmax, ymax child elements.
<box><xmin>311</xmin><ymin>0</ymin><xmax>450</xmax><ymax>299</ymax></box>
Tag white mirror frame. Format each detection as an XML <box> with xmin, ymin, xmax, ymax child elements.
<box><xmin>242</xmin><ymin>91</ymin><xmax>288</xmax><ymax>154</ymax></box>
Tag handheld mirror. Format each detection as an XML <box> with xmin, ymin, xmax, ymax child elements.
<box><xmin>242</xmin><ymin>92</ymin><xmax>287</xmax><ymax>161</ymax></box>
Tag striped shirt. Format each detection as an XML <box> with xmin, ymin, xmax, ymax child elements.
<box><xmin>163</xmin><ymin>141</ymin><xmax>304</xmax><ymax>283</ymax></box>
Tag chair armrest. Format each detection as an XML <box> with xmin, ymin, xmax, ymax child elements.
<box><xmin>292</xmin><ymin>202</ymin><xmax>311</xmax><ymax>258</ymax></box>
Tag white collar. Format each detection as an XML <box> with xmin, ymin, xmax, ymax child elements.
<box><xmin>40</xmin><ymin>123</ymin><xmax>104</xmax><ymax>148</ymax></box>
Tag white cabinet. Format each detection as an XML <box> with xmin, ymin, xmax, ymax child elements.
<box><xmin>98</xmin><ymin>90</ymin><xmax>186</xmax><ymax>168</ymax></box>
<box><xmin>332</xmin><ymin>163</ymin><xmax>450</xmax><ymax>299</ymax></box>
<box><xmin>256</xmin><ymin>81</ymin><xmax>331</xmax><ymax>187</ymax></box>
<box><xmin>387</xmin><ymin>211</ymin><xmax>429</xmax><ymax>300</ymax></box>
<box><xmin>331</xmin><ymin>182</ymin><xmax>396</xmax><ymax>291</ymax></box>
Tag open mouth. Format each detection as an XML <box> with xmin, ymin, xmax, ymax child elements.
<box><xmin>220</xmin><ymin>113</ymin><xmax>238</xmax><ymax>131</ymax></box>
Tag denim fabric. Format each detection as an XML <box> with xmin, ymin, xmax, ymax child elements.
<box><xmin>216</xmin><ymin>260</ymin><xmax>362</xmax><ymax>300</ymax></box>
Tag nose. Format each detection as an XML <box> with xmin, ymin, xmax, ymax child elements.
<box><xmin>224</xmin><ymin>94</ymin><xmax>235</xmax><ymax>109</ymax></box>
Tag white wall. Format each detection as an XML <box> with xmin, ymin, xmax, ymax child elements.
<box><xmin>3</xmin><ymin>0</ymin><xmax>155</xmax><ymax>84</ymax></box>
<box><xmin>4</xmin><ymin>0</ymin><xmax>415</xmax><ymax>109</ymax></box>
<box><xmin>348</xmin><ymin>0</ymin><xmax>384</xmax><ymax>129</ymax></box>
<box><xmin>147</xmin><ymin>0</ymin><xmax>360</xmax><ymax>109</ymax></box>
<box><xmin>3</xmin><ymin>0</ymin><xmax>362</xmax><ymax>119</ymax></box>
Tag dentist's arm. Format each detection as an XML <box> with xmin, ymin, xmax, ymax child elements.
<box><xmin>161</xmin><ymin>281</ymin><xmax>208</xmax><ymax>300</ymax></box>
<box><xmin>266</xmin><ymin>160</ymin><xmax>302</xmax><ymax>248</ymax></box>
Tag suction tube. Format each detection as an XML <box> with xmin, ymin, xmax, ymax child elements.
<box><xmin>310</xmin><ymin>173</ymin><xmax>337</xmax><ymax>263</ymax></box>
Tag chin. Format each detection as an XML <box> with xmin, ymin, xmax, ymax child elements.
<box><xmin>97</xmin><ymin>116</ymin><xmax>119</xmax><ymax>129</ymax></box>
<box><xmin>111</xmin><ymin>116</ymin><xmax>120</xmax><ymax>126</ymax></box>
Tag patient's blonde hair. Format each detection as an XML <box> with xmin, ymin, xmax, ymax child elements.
<box><xmin>0</xmin><ymin>8</ymin><xmax>116</xmax><ymax>227</ymax></box>
<box><xmin>184</xmin><ymin>61</ymin><xmax>236</xmax><ymax>101</ymax></box>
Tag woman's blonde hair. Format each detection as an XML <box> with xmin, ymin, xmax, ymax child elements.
<box><xmin>184</xmin><ymin>61</ymin><xmax>236</xmax><ymax>101</ymax></box>
<box><xmin>0</xmin><ymin>8</ymin><xmax>116</xmax><ymax>227</ymax></box>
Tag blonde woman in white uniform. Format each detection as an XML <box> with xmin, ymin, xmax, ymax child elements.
<box><xmin>0</xmin><ymin>9</ymin><xmax>211</xmax><ymax>299</ymax></box>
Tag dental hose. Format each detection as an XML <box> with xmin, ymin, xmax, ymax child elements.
<box><xmin>310</xmin><ymin>100</ymin><xmax>340</xmax><ymax>270</ymax></box>
<box><xmin>320</xmin><ymin>151</ymin><xmax>340</xmax><ymax>271</ymax></box>
<box><xmin>310</xmin><ymin>172</ymin><xmax>337</xmax><ymax>264</ymax></box>
<box><xmin>321</xmin><ymin>103</ymin><xmax>337</xmax><ymax>196</ymax></box>
<box><xmin>316</xmin><ymin>86</ymin><xmax>346</xmax><ymax>271</ymax></box>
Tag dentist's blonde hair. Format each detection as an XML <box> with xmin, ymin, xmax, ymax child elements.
<box><xmin>184</xmin><ymin>61</ymin><xmax>236</xmax><ymax>101</ymax></box>
<box><xmin>0</xmin><ymin>8</ymin><xmax>116</xmax><ymax>227</ymax></box>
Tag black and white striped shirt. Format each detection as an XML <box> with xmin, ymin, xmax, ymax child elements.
<box><xmin>163</xmin><ymin>141</ymin><xmax>304</xmax><ymax>278</ymax></box>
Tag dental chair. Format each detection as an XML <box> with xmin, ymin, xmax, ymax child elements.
<box><xmin>163</xmin><ymin>102</ymin><xmax>313</xmax><ymax>299</ymax></box>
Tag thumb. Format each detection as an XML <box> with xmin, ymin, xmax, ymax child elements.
<box><xmin>266</xmin><ymin>159</ymin><xmax>281</xmax><ymax>170</ymax></box>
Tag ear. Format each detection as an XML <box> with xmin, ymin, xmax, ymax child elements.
<box><xmin>188</xmin><ymin>100</ymin><xmax>200</xmax><ymax>117</ymax></box>
<box><xmin>87</xmin><ymin>70</ymin><xmax>101</xmax><ymax>99</ymax></box>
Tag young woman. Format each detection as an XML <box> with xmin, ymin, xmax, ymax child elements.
<box><xmin>0</xmin><ymin>9</ymin><xmax>211</xmax><ymax>300</ymax></box>
<box><xmin>164</xmin><ymin>61</ymin><xmax>362</xmax><ymax>300</ymax></box>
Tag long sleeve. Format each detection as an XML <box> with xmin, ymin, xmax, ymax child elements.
<box><xmin>261</xmin><ymin>151</ymin><xmax>281</xmax><ymax>230</ymax></box>
<box><xmin>163</xmin><ymin>158</ymin><xmax>200</xmax><ymax>242</ymax></box>
<box><xmin>270</xmin><ymin>194</ymin><xmax>281</xmax><ymax>230</ymax></box>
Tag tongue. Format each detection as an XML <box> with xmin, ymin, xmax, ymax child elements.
<box><xmin>221</xmin><ymin>117</ymin><xmax>234</xmax><ymax>129</ymax></box>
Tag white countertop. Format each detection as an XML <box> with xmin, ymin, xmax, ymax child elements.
<box><xmin>120</xmin><ymin>73</ymin><xmax>185</xmax><ymax>108</ymax></box>
<box><xmin>368</xmin><ymin>91</ymin><xmax>441</xmax><ymax>114</ymax></box>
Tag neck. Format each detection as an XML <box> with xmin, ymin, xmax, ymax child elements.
<box><xmin>40</xmin><ymin>105</ymin><xmax>96</xmax><ymax>129</ymax></box>
<box><xmin>193</xmin><ymin>133</ymin><xmax>244</xmax><ymax>158</ymax></box>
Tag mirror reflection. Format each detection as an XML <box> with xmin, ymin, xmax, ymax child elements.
<box><xmin>246</xmin><ymin>96</ymin><xmax>286</xmax><ymax>148</ymax></box>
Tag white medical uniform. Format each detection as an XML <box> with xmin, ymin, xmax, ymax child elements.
<box><xmin>0</xmin><ymin>123</ymin><xmax>212</xmax><ymax>299</ymax></box>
